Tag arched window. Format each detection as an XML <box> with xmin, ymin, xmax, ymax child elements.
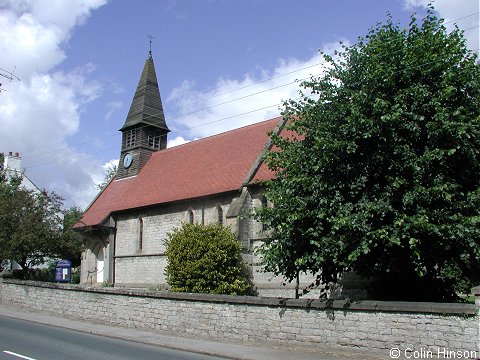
<box><xmin>138</xmin><ymin>218</ymin><xmax>144</xmax><ymax>250</ymax></box>
<box><xmin>261</xmin><ymin>196</ymin><xmax>269</xmax><ymax>231</ymax></box>
<box><xmin>188</xmin><ymin>210</ymin><xmax>194</xmax><ymax>224</ymax></box>
<box><xmin>217</xmin><ymin>206</ymin><xmax>223</xmax><ymax>225</ymax></box>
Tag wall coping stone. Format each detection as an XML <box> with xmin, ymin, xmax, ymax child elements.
<box><xmin>3</xmin><ymin>279</ymin><xmax>477</xmax><ymax>316</ymax></box>
<box><xmin>0</xmin><ymin>270</ymin><xmax>13</xmax><ymax>279</ymax></box>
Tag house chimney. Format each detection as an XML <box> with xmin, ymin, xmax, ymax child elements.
<box><xmin>4</xmin><ymin>151</ymin><xmax>22</xmax><ymax>172</ymax></box>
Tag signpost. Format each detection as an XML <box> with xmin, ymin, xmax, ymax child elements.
<box><xmin>55</xmin><ymin>260</ymin><xmax>72</xmax><ymax>283</ymax></box>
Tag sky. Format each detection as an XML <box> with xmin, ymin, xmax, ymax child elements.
<box><xmin>0</xmin><ymin>0</ymin><xmax>478</xmax><ymax>210</ymax></box>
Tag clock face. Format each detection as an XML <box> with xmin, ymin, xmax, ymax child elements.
<box><xmin>123</xmin><ymin>153</ymin><xmax>133</xmax><ymax>168</ymax></box>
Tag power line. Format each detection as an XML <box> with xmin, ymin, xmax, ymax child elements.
<box><xmin>23</xmin><ymin>72</ymin><xmax>319</xmax><ymax>163</ymax></box>
<box><xmin>25</xmin><ymin>41</ymin><xmax>480</xmax><ymax>170</ymax></box>
<box><xmin>20</xmin><ymin>13</ymin><xmax>480</xmax><ymax>165</ymax></box>
<box><xmin>167</xmin><ymin>78</ymin><xmax>305</xmax><ymax>121</ymax></box>
<box><xmin>442</xmin><ymin>11</ymin><xmax>479</xmax><ymax>26</ymax></box>
<box><xmin>175</xmin><ymin>61</ymin><xmax>325</xmax><ymax>109</ymax></box>
<box><xmin>13</xmin><ymin>12</ymin><xmax>480</xmax><ymax>159</ymax></box>
<box><xmin>170</xmin><ymin>17</ymin><xmax>480</xmax><ymax>121</ymax></box>
<box><xmin>28</xmin><ymin>145</ymin><xmax>120</xmax><ymax>169</ymax></box>
<box><xmin>173</xmin><ymin>11</ymin><xmax>480</xmax><ymax>111</ymax></box>
<box><xmin>25</xmin><ymin>38</ymin><xmax>480</xmax><ymax>167</ymax></box>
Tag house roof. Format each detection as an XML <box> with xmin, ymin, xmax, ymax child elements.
<box><xmin>75</xmin><ymin>117</ymin><xmax>281</xmax><ymax>228</ymax></box>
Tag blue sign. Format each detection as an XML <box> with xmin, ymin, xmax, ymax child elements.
<box><xmin>55</xmin><ymin>260</ymin><xmax>72</xmax><ymax>283</ymax></box>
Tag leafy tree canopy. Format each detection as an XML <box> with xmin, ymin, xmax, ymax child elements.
<box><xmin>95</xmin><ymin>163</ymin><xmax>117</xmax><ymax>191</ymax></box>
<box><xmin>60</xmin><ymin>206</ymin><xmax>85</xmax><ymax>267</ymax></box>
<box><xmin>257</xmin><ymin>8</ymin><xmax>480</xmax><ymax>301</ymax></box>
<box><xmin>165</xmin><ymin>223</ymin><xmax>254</xmax><ymax>295</ymax></box>
<box><xmin>0</xmin><ymin>172</ymin><xmax>84</xmax><ymax>272</ymax></box>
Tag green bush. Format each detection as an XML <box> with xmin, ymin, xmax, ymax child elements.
<box><xmin>71</xmin><ymin>268</ymin><xmax>80</xmax><ymax>284</ymax></box>
<box><xmin>12</xmin><ymin>265</ymin><xmax>55</xmax><ymax>282</ymax></box>
<box><xmin>165</xmin><ymin>223</ymin><xmax>253</xmax><ymax>295</ymax></box>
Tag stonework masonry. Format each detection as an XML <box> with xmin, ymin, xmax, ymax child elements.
<box><xmin>112</xmin><ymin>193</ymin><xmax>237</xmax><ymax>287</ymax></box>
<box><xmin>81</xmin><ymin>187</ymin><xmax>322</xmax><ymax>297</ymax></box>
<box><xmin>1</xmin><ymin>280</ymin><xmax>478</xmax><ymax>358</ymax></box>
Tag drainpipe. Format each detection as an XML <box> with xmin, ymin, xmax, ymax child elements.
<box><xmin>295</xmin><ymin>271</ymin><xmax>300</xmax><ymax>299</ymax></box>
<box><xmin>112</xmin><ymin>218</ymin><xmax>117</xmax><ymax>286</ymax></box>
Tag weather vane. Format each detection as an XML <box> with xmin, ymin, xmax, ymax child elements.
<box><xmin>147</xmin><ymin>35</ymin><xmax>155</xmax><ymax>58</ymax></box>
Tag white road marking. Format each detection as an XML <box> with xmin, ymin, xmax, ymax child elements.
<box><xmin>3</xmin><ymin>351</ymin><xmax>37</xmax><ymax>360</ymax></box>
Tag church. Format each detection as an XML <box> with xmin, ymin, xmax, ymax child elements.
<box><xmin>75</xmin><ymin>50</ymin><xmax>314</xmax><ymax>297</ymax></box>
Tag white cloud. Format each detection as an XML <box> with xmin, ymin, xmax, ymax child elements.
<box><xmin>0</xmin><ymin>0</ymin><xmax>108</xmax><ymax>209</ymax></box>
<box><xmin>167</xmin><ymin>136</ymin><xmax>191</xmax><ymax>148</ymax></box>
<box><xmin>105</xmin><ymin>101</ymin><xmax>123</xmax><ymax>121</ymax></box>
<box><xmin>166</xmin><ymin>41</ymin><xmax>342</xmax><ymax>141</ymax></box>
<box><xmin>89</xmin><ymin>159</ymin><xmax>119</xmax><ymax>188</ymax></box>
<box><xmin>166</xmin><ymin>0</ymin><xmax>478</xmax><ymax>146</ymax></box>
<box><xmin>401</xmin><ymin>0</ymin><xmax>479</xmax><ymax>52</ymax></box>
<box><xmin>401</xmin><ymin>0</ymin><xmax>429</xmax><ymax>9</ymax></box>
<box><xmin>105</xmin><ymin>158</ymin><xmax>119</xmax><ymax>169</ymax></box>
<box><xmin>0</xmin><ymin>0</ymin><xmax>108</xmax><ymax>78</ymax></box>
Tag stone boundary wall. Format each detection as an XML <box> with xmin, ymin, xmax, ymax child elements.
<box><xmin>1</xmin><ymin>280</ymin><xmax>479</xmax><ymax>358</ymax></box>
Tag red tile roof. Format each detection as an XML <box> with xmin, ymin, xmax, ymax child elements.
<box><xmin>76</xmin><ymin>117</ymin><xmax>281</xmax><ymax>228</ymax></box>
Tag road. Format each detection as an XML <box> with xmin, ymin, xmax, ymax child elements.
<box><xmin>0</xmin><ymin>316</ymin><xmax>227</xmax><ymax>360</ymax></box>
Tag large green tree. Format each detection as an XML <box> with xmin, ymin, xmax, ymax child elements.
<box><xmin>0</xmin><ymin>173</ymin><xmax>84</xmax><ymax>273</ymax></box>
<box><xmin>257</xmin><ymin>8</ymin><xmax>480</xmax><ymax>301</ymax></box>
<box><xmin>60</xmin><ymin>206</ymin><xmax>85</xmax><ymax>267</ymax></box>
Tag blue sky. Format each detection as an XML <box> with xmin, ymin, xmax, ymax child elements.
<box><xmin>0</xmin><ymin>0</ymin><xmax>478</xmax><ymax>209</ymax></box>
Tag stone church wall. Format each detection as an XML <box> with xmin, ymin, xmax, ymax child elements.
<box><xmin>115</xmin><ymin>256</ymin><xmax>168</xmax><ymax>285</ymax></box>
<box><xmin>81</xmin><ymin>187</ymin><xmax>332</xmax><ymax>298</ymax></box>
<box><xmin>80</xmin><ymin>248</ymin><xmax>97</xmax><ymax>284</ymax></box>
<box><xmin>114</xmin><ymin>193</ymin><xmax>238</xmax><ymax>287</ymax></box>
<box><xmin>80</xmin><ymin>241</ymin><xmax>112</xmax><ymax>285</ymax></box>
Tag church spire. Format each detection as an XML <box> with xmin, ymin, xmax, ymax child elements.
<box><xmin>120</xmin><ymin>51</ymin><xmax>169</xmax><ymax>132</ymax></box>
<box><xmin>117</xmin><ymin>47</ymin><xmax>170</xmax><ymax>180</ymax></box>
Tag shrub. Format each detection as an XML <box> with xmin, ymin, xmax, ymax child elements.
<box><xmin>71</xmin><ymin>268</ymin><xmax>80</xmax><ymax>284</ymax></box>
<box><xmin>165</xmin><ymin>223</ymin><xmax>253</xmax><ymax>295</ymax></box>
<box><xmin>12</xmin><ymin>264</ymin><xmax>55</xmax><ymax>282</ymax></box>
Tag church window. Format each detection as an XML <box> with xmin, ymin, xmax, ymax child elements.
<box><xmin>188</xmin><ymin>210</ymin><xmax>194</xmax><ymax>224</ymax></box>
<box><xmin>217</xmin><ymin>206</ymin><xmax>223</xmax><ymax>225</ymax></box>
<box><xmin>147</xmin><ymin>130</ymin><xmax>162</xmax><ymax>150</ymax></box>
<box><xmin>261</xmin><ymin>196</ymin><xmax>269</xmax><ymax>231</ymax></box>
<box><xmin>138</xmin><ymin>218</ymin><xmax>144</xmax><ymax>250</ymax></box>
<box><xmin>125</xmin><ymin>130</ymin><xmax>137</xmax><ymax>148</ymax></box>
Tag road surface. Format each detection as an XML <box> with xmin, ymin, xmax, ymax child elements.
<box><xmin>0</xmin><ymin>316</ymin><xmax>227</xmax><ymax>360</ymax></box>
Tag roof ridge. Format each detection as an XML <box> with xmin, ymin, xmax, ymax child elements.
<box><xmin>157</xmin><ymin>116</ymin><xmax>281</xmax><ymax>155</ymax></box>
